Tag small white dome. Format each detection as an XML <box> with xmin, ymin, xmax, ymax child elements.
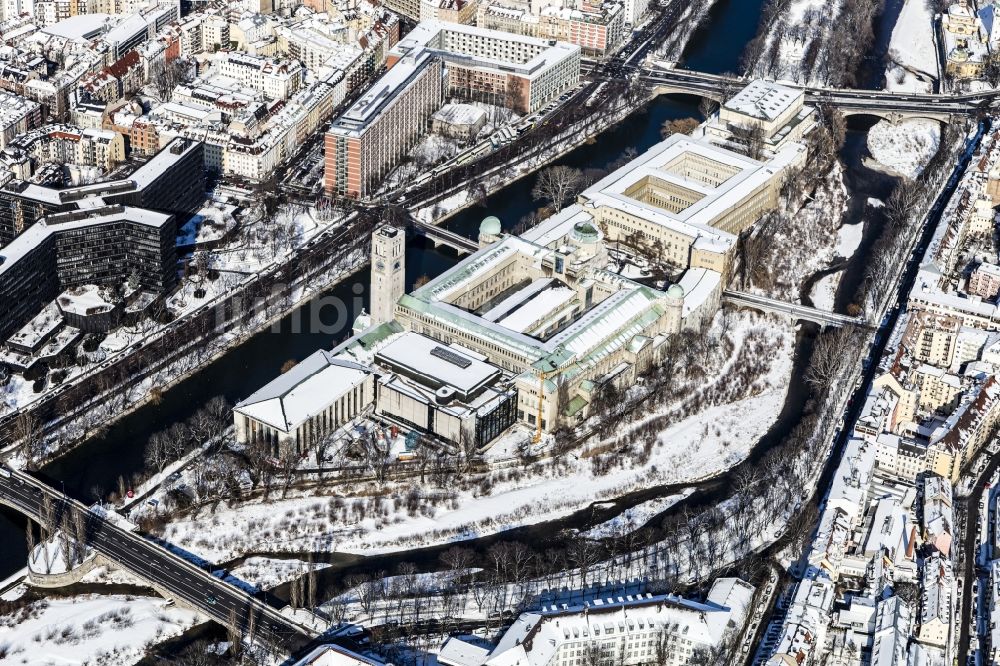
<box><xmin>480</xmin><ymin>216</ymin><xmax>502</xmax><ymax>236</ymax></box>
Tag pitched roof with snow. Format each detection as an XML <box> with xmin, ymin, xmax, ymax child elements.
<box><xmin>234</xmin><ymin>349</ymin><xmax>371</xmax><ymax>433</ymax></box>
<box><xmin>483</xmin><ymin>580</ymin><xmax>754</xmax><ymax>666</ymax></box>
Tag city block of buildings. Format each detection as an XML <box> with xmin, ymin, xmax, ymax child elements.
<box><xmin>237</xmin><ymin>103</ymin><xmax>805</xmax><ymax>457</ymax></box>
<box><xmin>323</xmin><ymin>19</ymin><xmax>581</xmax><ymax>199</ymax></box>
<box><xmin>0</xmin><ymin>0</ymin><xmax>399</xmax><ymax>185</ymax></box>
<box><xmin>764</xmin><ymin>110</ymin><xmax>1000</xmax><ymax>666</ymax></box>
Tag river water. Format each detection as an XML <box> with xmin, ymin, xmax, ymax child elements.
<box><xmin>0</xmin><ymin>0</ymin><xmax>906</xmax><ymax>580</ymax></box>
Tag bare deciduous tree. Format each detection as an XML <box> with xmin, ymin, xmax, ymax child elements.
<box><xmin>806</xmin><ymin>326</ymin><xmax>863</xmax><ymax>390</ymax></box>
<box><xmin>15</xmin><ymin>413</ymin><xmax>42</xmax><ymax>469</ymax></box>
<box><xmin>660</xmin><ymin>117</ymin><xmax>700</xmax><ymax>139</ymax></box>
<box><xmin>150</xmin><ymin>56</ymin><xmax>190</xmax><ymax>102</ymax></box>
<box><xmin>728</xmin><ymin>123</ymin><xmax>767</xmax><ymax>161</ymax></box>
<box><xmin>227</xmin><ymin>608</ymin><xmax>243</xmax><ymax>658</ymax></box>
<box><xmin>144</xmin><ymin>431</ymin><xmax>170</xmax><ymax>473</ymax></box>
<box><xmin>531</xmin><ymin>166</ymin><xmax>583</xmax><ymax>213</ymax></box>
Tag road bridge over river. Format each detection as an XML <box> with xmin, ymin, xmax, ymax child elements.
<box><xmin>0</xmin><ymin>466</ymin><xmax>316</xmax><ymax>656</ymax></box>
<box><xmin>639</xmin><ymin>65</ymin><xmax>992</xmax><ymax>121</ymax></box>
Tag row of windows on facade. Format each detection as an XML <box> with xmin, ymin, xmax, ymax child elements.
<box><xmin>403</xmin><ymin>312</ymin><xmax>528</xmax><ymax>373</ymax></box>
<box><xmin>246</xmin><ymin>382</ymin><xmax>366</xmax><ymax>449</ymax></box>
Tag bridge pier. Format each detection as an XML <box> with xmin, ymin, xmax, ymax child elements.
<box><xmin>23</xmin><ymin>540</ymin><xmax>201</xmax><ymax>612</ymax></box>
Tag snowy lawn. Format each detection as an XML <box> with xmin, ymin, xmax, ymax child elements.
<box><xmin>886</xmin><ymin>0</ymin><xmax>937</xmax><ymax>91</ymax></box>
<box><xmin>228</xmin><ymin>557</ymin><xmax>330</xmax><ymax>591</ymax></box>
<box><xmin>0</xmin><ymin>595</ymin><xmax>201</xmax><ymax>665</ymax></box>
<box><xmin>809</xmin><ymin>272</ymin><xmax>840</xmax><ymax>311</ymax></box>
<box><xmin>867</xmin><ymin>119</ymin><xmax>941</xmax><ymax>178</ymax></box>
<box><xmin>78</xmin><ymin>565</ymin><xmax>146</xmax><ymax>587</ymax></box>
<box><xmin>600</xmin><ymin>313</ymin><xmax>794</xmax><ymax>480</ymax></box>
<box><xmin>157</xmin><ymin>313</ymin><xmax>793</xmax><ymax>562</ymax></box>
<box><xmin>835</xmin><ymin>222</ymin><xmax>864</xmax><ymax>259</ymax></box>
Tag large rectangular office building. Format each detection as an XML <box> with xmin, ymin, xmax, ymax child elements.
<box><xmin>324</xmin><ymin>20</ymin><xmax>579</xmax><ymax>200</ymax></box>
<box><xmin>0</xmin><ymin>138</ymin><xmax>204</xmax><ymax>340</ymax></box>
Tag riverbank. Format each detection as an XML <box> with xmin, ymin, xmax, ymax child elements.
<box><xmin>140</xmin><ymin>311</ymin><xmax>792</xmax><ymax>564</ymax></box>
<box><xmin>1</xmin><ymin>212</ymin><xmax>370</xmax><ymax>463</ymax></box>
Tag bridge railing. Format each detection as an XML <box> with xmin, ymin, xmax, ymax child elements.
<box><xmin>722</xmin><ymin>290</ymin><xmax>866</xmax><ymax>326</ymax></box>
<box><xmin>1</xmin><ymin>465</ymin><xmax>314</xmax><ymax>643</ymax></box>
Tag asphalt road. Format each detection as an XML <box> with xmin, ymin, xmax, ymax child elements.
<box><xmin>380</xmin><ymin>0</ymin><xmax>688</xmax><ymax>210</ymax></box>
<box><xmin>641</xmin><ymin>67</ymin><xmax>993</xmax><ymax>115</ymax></box>
<box><xmin>0</xmin><ymin>467</ymin><xmax>311</xmax><ymax>655</ymax></box>
<box><xmin>956</xmin><ymin>461</ymin><xmax>994</xmax><ymax>663</ymax></box>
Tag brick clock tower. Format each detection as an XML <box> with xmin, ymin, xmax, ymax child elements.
<box><xmin>370</xmin><ymin>225</ymin><xmax>405</xmax><ymax>326</ymax></box>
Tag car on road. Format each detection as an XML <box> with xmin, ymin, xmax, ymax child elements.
<box><xmin>205</xmin><ymin>595</ymin><xmax>217</xmax><ymax>605</ymax></box>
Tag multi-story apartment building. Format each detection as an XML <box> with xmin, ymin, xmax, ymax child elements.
<box><xmin>102</xmin><ymin>5</ymin><xmax>179</xmax><ymax>60</ymax></box>
<box><xmin>8</xmin><ymin>124</ymin><xmax>125</xmax><ymax>171</ymax></box>
<box><xmin>0</xmin><ymin>138</ymin><xmax>203</xmax><ymax>340</ymax></box>
<box><xmin>78</xmin><ymin>49</ymin><xmax>144</xmax><ymax>104</ymax></box>
<box><xmin>917</xmin><ymin>553</ymin><xmax>954</xmax><ymax>647</ymax></box>
<box><xmin>922</xmin><ymin>474</ymin><xmax>954</xmax><ymax>557</ymax></box>
<box><xmin>0</xmin><ymin>90</ymin><xmax>41</xmax><ymax>149</ymax></box>
<box><xmin>413</xmin><ymin>21</ymin><xmax>581</xmax><ymax>112</ymax></box>
<box><xmin>476</xmin><ymin>0</ymin><xmax>624</xmax><ymax>56</ymax></box>
<box><xmin>419</xmin><ymin>0</ymin><xmax>477</xmax><ymax>24</ymax></box>
<box><xmin>324</xmin><ymin>20</ymin><xmax>580</xmax><ymax>199</ymax></box>
<box><xmin>0</xmin><ymin>137</ymin><xmax>202</xmax><ymax>246</ymax></box>
<box><xmin>324</xmin><ymin>51</ymin><xmax>444</xmax><ymax>199</ymax></box>
<box><xmin>911</xmin><ymin>364</ymin><xmax>962</xmax><ymax>414</ymax></box>
<box><xmin>216</xmin><ymin>52</ymin><xmax>305</xmax><ymax>101</ymax></box>
<box><xmin>0</xmin><ymin>204</ymin><xmax>177</xmax><ymax>341</ymax></box>
<box><xmin>902</xmin><ymin>311</ymin><xmax>961</xmax><ymax>369</ymax></box>
<box><xmin>969</xmin><ymin>261</ymin><xmax>1000</xmax><ymax>300</ymax></box>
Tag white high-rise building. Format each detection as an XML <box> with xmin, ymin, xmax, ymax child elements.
<box><xmin>2</xmin><ymin>0</ymin><xmax>32</xmax><ymax>22</ymax></box>
<box><xmin>370</xmin><ymin>225</ymin><xmax>405</xmax><ymax>326</ymax></box>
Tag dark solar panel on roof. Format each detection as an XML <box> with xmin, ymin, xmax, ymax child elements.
<box><xmin>430</xmin><ymin>345</ymin><xmax>472</xmax><ymax>368</ymax></box>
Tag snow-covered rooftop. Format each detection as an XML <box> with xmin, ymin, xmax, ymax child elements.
<box><xmin>432</xmin><ymin>102</ymin><xmax>486</xmax><ymax>127</ymax></box>
<box><xmin>7</xmin><ymin>301</ymin><xmax>62</xmax><ymax>350</ymax></box>
<box><xmin>723</xmin><ymin>79</ymin><xmax>802</xmax><ymax>122</ymax></box>
<box><xmin>496</xmin><ymin>284</ymin><xmax>576</xmax><ymax>334</ymax></box>
<box><xmin>56</xmin><ymin>284</ymin><xmax>117</xmax><ymax>317</ymax></box>
<box><xmin>234</xmin><ymin>350</ymin><xmax>371</xmax><ymax>433</ymax></box>
<box><xmin>376</xmin><ymin>331</ymin><xmax>501</xmax><ymax>396</ymax></box>
<box><xmin>485</xmin><ymin>579</ymin><xmax>753</xmax><ymax>666</ymax></box>
<box><xmin>0</xmin><ymin>205</ymin><xmax>172</xmax><ymax>276</ymax></box>
<box><xmin>294</xmin><ymin>644</ymin><xmax>384</xmax><ymax>666</ymax></box>
<box><xmin>40</xmin><ymin>13</ymin><xmax>112</xmax><ymax>40</ymax></box>
<box><xmin>580</xmin><ymin>134</ymin><xmax>802</xmax><ymax>251</ymax></box>
<box><xmin>439</xmin><ymin>639</ymin><xmax>491</xmax><ymax>666</ymax></box>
